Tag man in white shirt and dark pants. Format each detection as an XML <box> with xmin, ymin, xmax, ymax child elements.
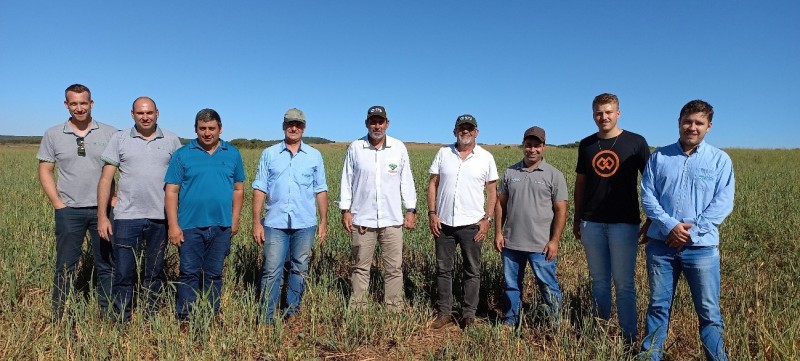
<box><xmin>428</xmin><ymin>114</ymin><xmax>498</xmax><ymax>329</ymax></box>
<box><xmin>340</xmin><ymin>105</ymin><xmax>417</xmax><ymax>311</ymax></box>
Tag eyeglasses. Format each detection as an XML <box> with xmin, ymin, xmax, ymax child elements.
<box><xmin>457</xmin><ymin>125</ymin><xmax>476</xmax><ymax>133</ymax></box>
<box><xmin>76</xmin><ymin>137</ymin><xmax>86</xmax><ymax>156</ymax></box>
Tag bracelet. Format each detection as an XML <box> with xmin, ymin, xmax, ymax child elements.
<box><xmin>428</xmin><ymin>210</ymin><xmax>437</xmax><ymax>215</ymax></box>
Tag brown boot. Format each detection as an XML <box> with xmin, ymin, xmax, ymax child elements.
<box><xmin>431</xmin><ymin>315</ymin><xmax>454</xmax><ymax>329</ymax></box>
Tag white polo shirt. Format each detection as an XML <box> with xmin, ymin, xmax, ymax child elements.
<box><xmin>429</xmin><ymin>144</ymin><xmax>498</xmax><ymax>227</ymax></box>
<box><xmin>339</xmin><ymin>135</ymin><xmax>417</xmax><ymax>228</ymax></box>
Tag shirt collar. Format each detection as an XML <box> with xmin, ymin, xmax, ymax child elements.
<box><xmin>361</xmin><ymin>135</ymin><xmax>392</xmax><ymax>150</ymax></box>
<box><xmin>61</xmin><ymin>119</ymin><xmax>99</xmax><ymax>134</ymax></box>
<box><xmin>281</xmin><ymin>140</ymin><xmax>307</xmax><ymax>153</ymax></box>
<box><xmin>674</xmin><ymin>139</ymin><xmax>707</xmax><ymax>156</ymax></box>
<box><xmin>190</xmin><ymin>139</ymin><xmax>227</xmax><ymax>151</ymax></box>
<box><xmin>450</xmin><ymin>143</ymin><xmax>476</xmax><ymax>154</ymax></box>
<box><xmin>129</xmin><ymin>125</ymin><xmax>164</xmax><ymax>140</ymax></box>
<box><xmin>511</xmin><ymin>158</ymin><xmax>547</xmax><ymax>172</ymax></box>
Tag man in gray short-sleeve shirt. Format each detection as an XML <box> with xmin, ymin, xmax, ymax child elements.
<box><xmin>494</xmin><ymin>126</ymin><xmax>567</xmax><ymax>327</ymax></box>
<box><xmin>97</xmin><ymin>96</ymin><xmax>182</xmax><ymax>322</ymax></box>
<box><xmin>37</xmin><ymin>83</ymin><xmax>117</xmax><ymax>319</ymax></box>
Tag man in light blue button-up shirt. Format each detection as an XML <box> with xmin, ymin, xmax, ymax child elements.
<box><xmin>252</xmin><ymin>108</ymin><xmax>328</xmax><ymax>323</ymax></box>
<box><xmin>640</xmin><ymin>100</ymin><xmax>735</xmax><ymax>361</ymax></box>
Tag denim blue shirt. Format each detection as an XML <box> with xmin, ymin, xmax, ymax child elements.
<box><xmin>252</xmin><ymin>141</ymin><xmax>327</xmax><ymax>229</ymax></box>
<box><xmin>641</xmin><ymin>140</ymin><xmax>735</xmax><ymax>246</ymax></box>
<box><xmin>164</xmin><ymin>139</ymin><xmax>246</xmax><ymax>229</ymax></box>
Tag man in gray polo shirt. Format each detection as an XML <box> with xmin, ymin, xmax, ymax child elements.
<box><xmin>97</xmin><ymin>96</ymin><xmax>182</xmax><ymax>322</ymax></box>
<box><xmin>494</xmin><ymin>126</ymin><xmax>567</xmax><ymax>327</ymax></box>
<box><xmin>37</xmin><ymin>83</ymin><xmax>117</xmax><ymax>319</ymax></box>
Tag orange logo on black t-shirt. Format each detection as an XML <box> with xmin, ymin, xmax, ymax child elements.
<box><xmin>592</xmin><ymin>150</ymin><xmax>619</xmax><ymax>178</ymax></box>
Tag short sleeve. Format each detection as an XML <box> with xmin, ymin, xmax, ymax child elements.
<box><xmin>101</xmin><ymin>132</ymin><xmax>122</xmax><ymax>166</ymax></box>
<box><xmin>36</xmin><ymin>131</ymin><xmax>56</xmax><ymax>163</ymax></box>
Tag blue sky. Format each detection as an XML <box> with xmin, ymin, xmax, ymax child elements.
<box><xmin>1</xmin><ymin>1</ymin><xmax>798</xmax><ymax>148</ymax></box>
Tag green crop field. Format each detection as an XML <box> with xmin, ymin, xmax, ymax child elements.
<box><xmin>0</xmin><ymin>144</ymin><xmax>798</xmax><ymax>360</ymax></box>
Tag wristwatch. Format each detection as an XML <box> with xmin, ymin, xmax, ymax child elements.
<box><xmin>483</xmin><ymin>215</ymin><xmax>493</xmax><ymax>224</ymax></box>
<box><xmin>406</xmin><ymin>208</ymin><xmax>417</xmax><ymax>214</ymax></box>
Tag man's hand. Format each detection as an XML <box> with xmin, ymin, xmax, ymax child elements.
<box><xmin>317</xmin><ymin>222</ymin><xmax>327</xmax><ymax>245</ymax></box>
<box><xmin>403</xmin><ymin>212</ymin><xmax>416</xmax><ymax>229</ymax></box>
<box><xmin>429</xmin><ymin>214</ymin><xmax>442</xmax><ymax>238</ymax></box>
<box><xmin>169</xmin><ymin>226</ymin><xmax>184</xmax><ymax>247</ymax></box>
<box><xmin>494</xmin><ymin>234</ymin><xmax>504</xmax><ymax>252</ymax></box>
<box><xmin>572</xmin><ymin>221</ymin><xmax>581</xmax><ymax>241</ymax></box>
<box><xmin>474</xmin><ymin>219</ymin><xmax>490</xmax><ymax>242</ymax></box>
<box><xmin>667</xmin><ymin>223</ymin><xmax>692</xmax><ymax>249</ymax></box>
<box><xmin>98</xmin><ymin>216</ymin><xmax>113</xmax><ymax>241</ymax></box>
<box><xmin>341</xmin><ymin>211</ymin><xmax>353</xmax><ymax>233</ymax></box>
<box><xmin>231</xmin><ymin>219</ymin><xmax>240</xmax><ymax>236</ymax></box>
<box><xmin>253</xmin><ymin>222</ymin><xmax>265</xmax><ymax>246</ymax></box>
<box><xmin>543</xmin><ymin>240</ymin><xmax>559</xmax><ymax>261</ymax></box>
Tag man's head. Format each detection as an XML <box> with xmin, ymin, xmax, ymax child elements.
<box><xmin>678</xmin><ymin>100</ymin><xmax>713</xmax><ymax>150</ymax></box>
<box><xmin>592</xmin><ymin>93</ymin><xmax>621</xmax><ymax>134</ymax></box>
<box><xmin>453</xmin><ymin>114</ymin><xmax>479</xmax><ymax>147</ymax></box>
<box><xmin>64</xmin><ymin>84</ymin><xmax>93</xmax><ymax>123</ymax></box>
<box><xmin>522</xmin><ymin>126</ymin><xmax>546</xmax><ymax>166</ymax></box>
<box><xmin>283</xmin><ymin>108</ymin><xmax>306</xmax><ymax>144</ymax></box>
<box><xmin>131</xmin><ymin>97</ymin><xmax>159</xmax><ymax>135</ymax></box>
<box><xmin>365</xmin><ymin>105</ymin><xmax>389</xmax><ymax>143</ymax></box>
<box><xmin>194</xmin><ymin>108</ymin><xmax>222</xmax><ymax>148</ymax></box>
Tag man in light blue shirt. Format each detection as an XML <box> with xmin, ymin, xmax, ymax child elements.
<box><xmin>252</xmin><ymin>108</ymin><xmax>328</xmax><ymax>323</ymax></box>
<box><xmin>639</xmin><ymin>100</ymin><xmax>735</xmax><ymax>361</ymax></box>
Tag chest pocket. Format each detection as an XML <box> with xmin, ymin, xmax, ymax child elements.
<box><xmin>294</xmin><ymin>169</ymin><xmax>314</xmax><ymax>187</ymax></box>
<box><xmin>385</xmin><ymin>157</ymin><xmax>401</xmax><ymax>176</ymax></box>
<box><xmin>693</xmin><ymin>167</ymin><xmax>716</xmax><ymax>191</ymax></box>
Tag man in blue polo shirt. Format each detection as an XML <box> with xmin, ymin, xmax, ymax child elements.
<box><xmin>37</xmin><ymin>83</ymin><xmax>117</xmax><ymax>319</ymax></box>
<box><xmin>252</xmin><ymin>108</ymin><xmax>328</xmax><ymax>323</ymax></box>
<box><xmin>639</xmin><ymin>100</ymin><xmax>735</xmax><ymax>361</ymax></box>
<box><xmin>98</xmin><ymin>96</ymin><xmax>182</xmax><ymax>322</ymax></box>
<box><xmin>165</xmin><ymin>108</ymin><xmax>245</xmax><ymax>321</ymax></box>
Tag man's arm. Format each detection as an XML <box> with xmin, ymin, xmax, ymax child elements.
<box><xmin>252</xmin><ymin>189</ymin><xmax>267</xmax><ymax>245</ymax></box>
<box><xmin>400</xmin><ymin>148</ymin><xmax>418</xmax><ymax>230</ymax></box>
<box><xmin>231</xmin><ymin>182</ymin><xmax>244</xmax><ymax>236</ymax></box>
<box><xmin>689</xmin><ymin>157</ymin><xmax>735</xmax><ymax>241</ymax></box>
<box><xmin>544</xmin><ymin>200</ymin><xmax>568</xmax><ymax>261</ymax></box>
<box><xmin>641</xmin><ymin>154</ymin><xmax>688</xmax><ymax>247</ymax></box>
<box><xmin>97</xmin><ymin>164</ymin><xmax>118</xmax><ymax>240</ymax></box>
<box><xmin>38</xmin><ymin>161</ymin><xmax>65</xmax><ymax>209</ymax></box>
<box><xmin>572</xmin><ymin>173</ymin><xmax>586</xmax><ymax>240</ymax></box>
<box><xmin>165</xmin><ymin>183</ymin><xmax>183</xmax><ymax>246</ymax></box>
<box><xmin>316</xmin><ymin>191</ymin><xmax>328</xmax><ymax>244</ymax></box>
<box><xmin>427</xmin><ymin>174</ymin><xmax>441</xmax><ymax>238</ymax></box>
<box><xmin>339</xmin><ymin>146</ymin><xmax>354</xmax><ymax>233</ymax></box>
<box><xmin>475</xmin><ymin>180</ymin><xmax>497</xmax><ymax>242</ymax></box>
<box><xmin>494</xmin><ymin>193</ymin><xmax>508</xmax><ymax>252</ymax></box>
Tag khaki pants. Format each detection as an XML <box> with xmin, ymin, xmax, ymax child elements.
<box><xmin>350</xmin><ymin>225</ymin><xmax>404</xmax><ymax>310</ymax></box>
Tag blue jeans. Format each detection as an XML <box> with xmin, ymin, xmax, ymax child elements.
<box><xmin>580</xmin><ymin>221</ymin><xmax>639</xmax><ymax>339</ymax></box>
<box><xmin>111</xmin><ymin>218</ymin><xmax>167</xmax><ymax>322</ymax></box>
<box><xmin>260</xmin><ymin>226</ymin><xmax>316</xmax><ymax>323</ymax></box>
<box><xmin>640</xmin><ymin>239</ymin><xmax>727</xmax><ymax>361</ymax></box>
<box><xmin>502</xmin><ymin>248</ymin><xmax>562</xmax><ymax>325</ymax></box>
<box><xmin>435</xmin><ymin>224</ymin><xmax>482</xmax><ymax>319</ymax></box>
<box><xmin>52</xmin><ymin>206</ymin><xmax>114</xmax><ymax>319</ymax></box>
<box><xmin>176</xmin><ymin>226</ymin><xmax>231</xmax><ymax>320</ymax></box>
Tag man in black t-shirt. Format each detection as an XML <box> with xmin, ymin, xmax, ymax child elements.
<box><xmin>573</xmin><ymin>93</ymin><xmax>650</xmax><ymax>342</ymax></box>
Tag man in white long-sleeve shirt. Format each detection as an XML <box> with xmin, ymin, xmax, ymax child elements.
<box><xmin>340</xmin><ymin>105</ymin><xmax>417</xmax><ymax>311</ymax></box>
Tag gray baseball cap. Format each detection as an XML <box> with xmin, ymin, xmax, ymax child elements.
<box><xmin>284</xmin><ymin>108</ymin><xmax>306</xmax><ymax>125</ymax></box>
